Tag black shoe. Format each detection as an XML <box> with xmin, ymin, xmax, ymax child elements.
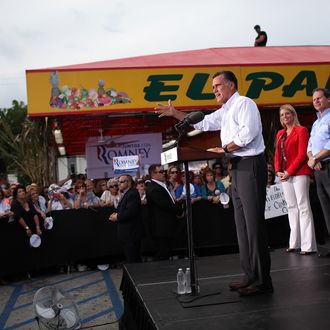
<box><xmin>318</xmin><ymin>251</ymin><xmax>330</xmax><ymax>258</ymax></box>
<box><xmin>286</xmin><ymin>248</ymin><xmax>297</xmax><ymax>253</ymax></box>
<box><xmin>228</xmin><ymin>281</ymin><xmax>250</xmax><ymax>291</ymax></box>
<box><xmin>238</xmin><ymin>285</ymin><xmax>273</xmax><ymax>296</ymax></box>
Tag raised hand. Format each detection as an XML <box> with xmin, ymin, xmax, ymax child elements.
<box><xmin>154</xmin><ymin>99</ymin><xmax>186</xmax><ymax>121</ymax></box>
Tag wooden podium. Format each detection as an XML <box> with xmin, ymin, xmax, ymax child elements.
<box><xmin>161</xmin><ymin>146</ymin><xmax>221</xmax><ymax>296</ymax></box>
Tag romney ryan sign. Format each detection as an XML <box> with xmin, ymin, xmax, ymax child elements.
<box><xmin>26</xmin><ymin>64</ymin><xmax>330</xmax><ymax>116</ymax></box>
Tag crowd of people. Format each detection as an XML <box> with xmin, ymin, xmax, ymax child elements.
<box><xmin>1</xmin><ymin>69</ymin><xmax>329</xmax><ymax>297</ymax></box>
<box><xmin>0</xmin><ymin>160</ymin><xmax>232</xmax><ymax>237</ymax></box>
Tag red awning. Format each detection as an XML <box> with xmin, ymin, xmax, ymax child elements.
<box><xmin>28</xmin><ymin>46</ymin><xmax>330</xmax><ymax>72</ymax></box>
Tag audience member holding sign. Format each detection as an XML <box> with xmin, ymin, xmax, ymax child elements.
<box><xmin>274</xmin><ymin>104</ymin><xmax>317</xmax><ymax>255</ymax></box>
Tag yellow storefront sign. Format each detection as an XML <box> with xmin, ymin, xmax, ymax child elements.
<box><xmin>26</xmin><ymin>64</ymin><xmax>330</xmax><ymax>116</ymax></box>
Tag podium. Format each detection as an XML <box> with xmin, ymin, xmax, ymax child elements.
<box><xmin>161</xmin><ymin>146</ymin><xmax>221</xmax><ymax>296</ymax></box>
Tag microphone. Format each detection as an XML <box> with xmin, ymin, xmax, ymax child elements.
<box><xmin>174</xmin><ymin>111</ymin><xmax>205</xmax><ymax>133</ymax></box>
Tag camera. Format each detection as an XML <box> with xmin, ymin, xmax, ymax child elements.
<box><xmin>53</xmin><ymin>192</ymin><xmax>61</xmax><ymax>199</ymax></box>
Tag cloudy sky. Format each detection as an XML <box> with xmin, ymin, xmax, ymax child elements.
<box><xmin>0</xmin><ymin>0</ymin><xmax>329</xmax><ymax>109</ymax></box>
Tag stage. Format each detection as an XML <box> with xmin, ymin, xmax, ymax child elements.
<box><xmin>120</xmin><ymin>249</ymin><xmax>330</xmax><ymax>330</ymax></box>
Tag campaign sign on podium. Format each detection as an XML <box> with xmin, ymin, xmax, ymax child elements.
<box><xmin>161</xmin><ymin>147</ymin><xmax>178</xmax><ymax>165</ymax></box>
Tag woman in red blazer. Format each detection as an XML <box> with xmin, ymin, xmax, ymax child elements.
<box><xmin>274</xmin><ymin>104</ymin><xmax>317</xmax><ymax>255</ymax></box>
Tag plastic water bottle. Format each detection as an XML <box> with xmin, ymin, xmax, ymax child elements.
<box><xmin>177</xmin><ymin>268</ymin><xmax>185</xmax><ymax>295</ymax></box>
<box><xmin>185</xmin><ymin>268</ymin><xmax>192</xmax><ymax>294</ymax></box>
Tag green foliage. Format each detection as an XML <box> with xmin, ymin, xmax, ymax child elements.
<box><xmin>0</xmin><ymin>100</ymin><xmax>54</xmax><ymax>186</ymax></box>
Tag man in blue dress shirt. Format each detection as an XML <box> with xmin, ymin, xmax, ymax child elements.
<box><xmin>307</xmin><ymin>88</ymin><xmax>330</xmax><ymax>257</ymax></box>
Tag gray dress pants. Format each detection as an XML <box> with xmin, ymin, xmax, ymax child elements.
<box><xmin>314</xmin><ymin>161</ymin><xmax>330</xmax><ymax>234</ymax></box>
<box><xmin>231</xmin><ymin>153</ymin><xmax>272</xmax><ymax>287</ymax></box>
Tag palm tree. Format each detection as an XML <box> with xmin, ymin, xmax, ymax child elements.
<box><xmin>0</xmin><ymin>101</ymin><xmax>55</xmax><ymax>186</ymax></box>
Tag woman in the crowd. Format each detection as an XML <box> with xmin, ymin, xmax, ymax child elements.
<box><xmin>27</xmin><ymin>186</ymin><xmax>47</xmax><ymax>221</ymax></box>
<box><xmin>48</xmin><ymin>184</ymin><xmax>73</xmax><ymax>211</ymax></box>
<box><xmin>73</xmin><ymin>180</ymin><xmax>89</xmax><ymax>209</ymax></box>
<box><xmin>41</xmin><ymin>186</ymin><xmax>50</xmax><ymax>205</ymax></box>
<box><xmin>175</xmin><ymin>171</ymin><xmax>202</xmax><ymax>204</ymax></box>
<box><xmin>11</xmin><ymin>185</ymin><xmax>42</xmax><ymax>237</ymax></box>
<box><xmin>201</xmin><ymin>169</ymin><xmax>226</xmax><ymax>204</ymax></box>
<box><xmin>136</xmin><ymin>179</ymin><xmax>147</xmax><ymax>205</ymax></box>
<box><xmin>212</xmin><ymin>162</ymin><xmax>224</xmax><ymax>182</ymax></box>
<box><xmin>0</xmin><ymin>188</ymin><xmax>13</xmax><ymax>220</ymax></box>
<box><xmin>95</xmin><ymin>179</ymin><xmax>108</xmax><ymax>198</ymax></box>
<box><xmin>84</xmin><ymin>179</ymin><xmax>100</xmax><ymax>207</ymax></box>
<box><xmin>267</xmin><ymin>170</ymin><xmax>275</xmax><ymax>188</ymax></box>
<box><xmin>193</xmin><ymin>174</ymin><xmax>204</xmax><ymax>190</ymax></box>
<box><xmin>274</xmin><ymin>104</ymin><xmax>317</xmax><ymax>255</ymax></box>
<box><xmin>100</xmin><ymin>178</ymin><xmax>122</xmax><ymax>209</ymax></box>
<box><xmin>166</xmin><ymin>165</ymin><xmax>180</xmax><ymax>199</ymax></box>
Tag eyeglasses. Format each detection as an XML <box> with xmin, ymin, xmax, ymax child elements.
<box><xmin>109</xmin><ymin>184</ymin><xmax>119</xmax><ymax>188</ymax></box>
<box><xmin>214</xmin><ymin>166</ymin><xmax>222</xmax><ymax>169</ymax></box>
<box><xmin>170</xmin><ymin>171</ymin><xmax>178</xmax><ymax>174</ymax></box>
<box><xmin>155</xmin><ymin>170</ymin><xmax>165</xmax><ymax>174</ymax></box>
<box><xmin>118</xmin><ymin>180</ymin><xmax>128</xmax><ymax>184</ymax></box>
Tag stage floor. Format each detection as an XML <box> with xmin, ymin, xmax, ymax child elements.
<box><xmin>122</xmin><ymin>248</ymin><xmax>330</xmax><ymax>330</ymax></box>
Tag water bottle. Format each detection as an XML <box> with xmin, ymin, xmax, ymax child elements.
<box><xmin>177</xmin><ymin>268</ymin><xmax>185</xmax><ymax>295</ymax></box>
<box><xmin>184</xmin><ymin>268</ymin><xmax>192</xmax><ymax>294</ymax></box>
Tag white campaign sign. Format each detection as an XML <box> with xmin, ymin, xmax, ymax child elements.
<box><xmin>265</xmin><ymin>184</ymin><xmax>288</xmax><ymax>219</ymax></box>
<box><xmin>113</xmin><ymin>155</ymin><xmax>139</xmax><ymax>174</ymax></box>
<box><xmin>86</xmin><ymin>133</ymin><xmax>162</xmax><ymax>178</ymax></box>
<box><xmin>161</xmin><ymin>147</ymin><xmax>178</xmax><ymax>165</ymax></box>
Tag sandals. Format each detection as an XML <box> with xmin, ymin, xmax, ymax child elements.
<box><xmin>300</xmin><ymin>251</ymin><xmax>316</xmax><ymax>256</ymax></box>
<box><xmin>286</xmin><ymin>248</ymin><xmax>316</xmax><ymax>255</ymax></box>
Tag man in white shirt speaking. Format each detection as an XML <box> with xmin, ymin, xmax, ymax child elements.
<box><xmin>155</xmin><ymin>70</ymin><xmax>273</xmax><ymax>296</ymax></box>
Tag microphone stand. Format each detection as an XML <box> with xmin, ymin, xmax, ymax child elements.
<box><xmin>169</xmin><ymin>115</ymin><xmax>228</xmax><ymax>305</ymax></box>
<box><xmin>174</xmin><ymin>125</ymin><xmax>199</xmax><ymax>296</ymax></box>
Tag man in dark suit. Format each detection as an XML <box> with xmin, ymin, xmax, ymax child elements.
<box><xmin>109</xmin><ymin>175</ymin><xmax>142</xmax><ymax>263</ymax></box>
<box><xmin>146</xmin><ymin>164</ymin><xmax>182</xmax><ymax>260</ymax></box>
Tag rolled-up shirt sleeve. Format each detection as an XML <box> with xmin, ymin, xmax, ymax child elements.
<box><xmin>193</xmin><ymin>109</ymin><xmax>222</xmax><ymax>132</ymax></box>
<box><xmin>307</xmin><ymin>137</ymin><xmax>312</xmax><ymax>154</ymax></box>
<box><xmin>232</xmin><ymin>98</ymin><xmax>262</xmax><ymax>148</ymax></box>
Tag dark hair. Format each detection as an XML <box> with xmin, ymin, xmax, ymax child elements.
<box><xmin>119</xmin><ymin>174</ymin><xmax>134</xmax><ymax>186</ymax></box>
<box><xmin>12</xmin><ymin>185</ymin><xmax>26</xmax><ymax>199</ymax></box>
<box><xmin>212</xmin><ymin>71</ymin><xmax>238</xmax><ymax>90</ymax></box>
<box><xmin>254</xmin><ymin>25</ymin><xmax>260</xmax><ymax>29</ymax></box>
<box><xmin>148</xmin><ymin>164</ymin><xmax>161</xmax><ymax>176</ymax></box>
<box><xmin>212</xmin><ymin>162</ymin><xmax>222</xmax><ymax>170</ymax></box>
<box><xmin>267</xmin><ymin>171</ymin><xmax>275</xmax><ymax>185</ymax></box>
<box><xmin>204</xmin><ymin>169</ymin><xmax>215</xmax><ymax>180</ymax></box>
<box><xmin>312</xmin><ymin>88</ymin><xmax>330</xmax><ymax>99</ymax></box>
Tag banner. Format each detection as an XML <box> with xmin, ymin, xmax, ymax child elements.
<box><xmin>265</xmin><ymin>184</ymin><xmax>288</xmax><ymax>220</ymax></box>
<box><xmin>86</xmin><ymin>133</ymin><xmax>162</xmax><ymax>179</ymax></box>
<box><xmin>26</xmin><ymin>63</ymin><xmax>330</xmax><ymax>116</ymax></box>
<box><xmin>113</xmin><ymin>155</ymin><xmax>140</xmax><ymax>175</ymax></box>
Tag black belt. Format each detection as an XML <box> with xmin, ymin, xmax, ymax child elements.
<box><xmin>320</xmin><ymin>159</ymin><xmax>330</xmax><ymax>165</ymax></box>
<box><xmin>231</xmin><ymin>153</ymin><xmax>264</xmax><ymax>162</ymax></box>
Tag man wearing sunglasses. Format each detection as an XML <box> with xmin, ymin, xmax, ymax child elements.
<box><xmin>109</xmin><ymin>175</ymin><xmax>142</xmax><ymax>263</ymax></box>
<box><xmin>146</xmin><ymin>164</ymin><xmax>183</xmax><ymax>260</ymax></box>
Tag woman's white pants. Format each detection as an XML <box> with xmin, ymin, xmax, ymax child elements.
<box><xmin>281</xmin><ymin>175</ymin><xmax>317</xmax><ymax>252</ymax></box>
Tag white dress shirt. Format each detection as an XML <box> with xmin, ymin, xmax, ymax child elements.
<box><xmin>194</xmin><ymin>92</ymin><xmax>265</xmax><ymax>157</ymax></box>
<box><xmin>151</xmin><ymin>179</ymin><xmax>176</xmax><ymax>203</ymax></box>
